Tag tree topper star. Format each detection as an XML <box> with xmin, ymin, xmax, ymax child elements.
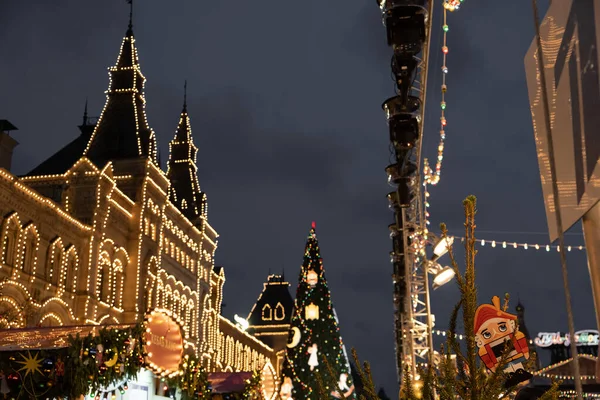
<box><xmin>17</xmin><ymin>351</ymin><xmax>43</xmax><ymax>377</ymax></box>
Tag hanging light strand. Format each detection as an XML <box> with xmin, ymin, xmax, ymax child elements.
<box><xmin>454</xmin><ymin>237</ymin><xmax>586</xmax><ymax>252</ymax></box>
<box><xmin>424</xmin><ymin>6</ymin><xmax>450</xmax><ymax>185</ymax></box>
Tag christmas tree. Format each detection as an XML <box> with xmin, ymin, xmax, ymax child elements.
<box><xmin>282</xmin><ymin>222</ymin><xmax>356</xmax><ymax>399</ymax></box>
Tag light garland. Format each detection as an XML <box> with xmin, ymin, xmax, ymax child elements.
<box><xmin>424</xmin><ymin>0</ymin><xmax>466</xmax><ymax>185</ymax></box>
<box><xmin>453</xmin><ymin>236</ymin><xmax>585</xmax><ymax>252</ymax></box>
<box><xmin>558</xmin><ymin>390</ymin><xmax>600</xmax><ymax>398</ymax></box>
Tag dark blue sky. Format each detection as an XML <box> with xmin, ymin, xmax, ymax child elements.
<box><xmin>0</xmin><ymin>0</ymin><xmax>594</xmax><ymax>393</ymax></box>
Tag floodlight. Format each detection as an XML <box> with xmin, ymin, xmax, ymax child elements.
<box><xmin>432</xmin><ymin>236</ymin><xmax>454</xmax><ymax>259</ymax></box>
<box><xmin>432</xmin><ymin>267</ymin><xmax>455</xmax><ymax>290</ymax></box>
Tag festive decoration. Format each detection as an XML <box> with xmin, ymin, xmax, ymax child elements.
<box><xmin>443</xmin><ymin>0</ymin><xmax>464</xmax><ymax>12</ymax></box>
<box><xmin>306</xmin><ymin>270</ymin><xmax>318</xmax><ymax>287</ymax></box>
<box><xmin>398</xmin><ymin>197</ymin><xmax>560</xmax><ymax>400</ymax></box>
<box><xmin>242</xmin><ymin>370</ymin><xmax>264</xmax><ymax>400</ymax></box>
<box><xmin>474</xmin><ymin>296</ymin><xmax>533</xmax><ymax>386</ymax></box>
<box><xmin>286</xmin><ymin>327</ymin><xmax>301</xmax><ymax>349</ymax></box>
<box><xmin>166</xmin><ymin>354</ymin><xmax>210</xmax><ymax>400</ymax></box>
<box><xmin>0</xmin><ymin>325</ymin><xmax>146</xmax><ymax>399</ymax></box>
<box><xmin>305</xmin><ymin>303</ymin><xmax>319</xmax><ymax>320</ymax></box>
<box><xmin>464</xmin><ymin>237</ymin><xmax>585</xmax><ymax>252</ymax></box>
<box><xmin>280</xmin><ymin>376</ymin><xmax>294</xmax><ymax>400</ymax></box>
<box><xmin>282</xmin><ymin>223</ymin><xmax>356</xmax><ymax>399</ymax></box>
<box><xmin>424</xmin><ymin>1</ymin><xmax>467</xmax><ymax>185</ymax></box>
<box><xmin>330</xmin><ymin>373</ymin><xmax>356</xmax><ymax>399</ymax></box>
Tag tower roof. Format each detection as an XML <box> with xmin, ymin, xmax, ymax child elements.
<box><xmin>247</xmin><ymin>275</ymin><xmax>294</xmax><ymax>328</ymax></box>
<box><xmin>166</xmin><ymin>82</ymin><xmax>206</xmax><ymax>224</ymax></box>
<box><xmin>26</xmin><ymin>100</ymin><xmax>96</xmax><ymax>176</ymax></box>
<box><xmin>83</xmin><ymin>17</ymin><xmax>157</xmax><ymax>168</ymax></box>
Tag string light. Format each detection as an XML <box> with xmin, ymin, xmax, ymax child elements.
<box><xmin>453</xmin><ymin>237</ymin><xmax>585</xmax><ymax>252</ymax></box>
<box><xmin>424</xmin><ymin>1</ymin><xmax>466</xmax><ymax>185</ymax></box>
<box><xmin>442</xmin><ymin>0</ymin><xmax>464</xmax><ymax>12</ymax></box>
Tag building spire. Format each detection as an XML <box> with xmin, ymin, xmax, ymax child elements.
<box><xmin>82</xmin><ymin>98</ymin><xmax>88</xmax><ymax>126</ymax></box>
<box><xmin>183</xmin><ymin>80</ymin><xmax>188</xmax><ymax>112</ymax></box>
<box><xmin>166</xmin><ymin>83</ymin><xmax>206</xmax><ymax>224</ymax></box>
<box><xmin>127</xmin><ymin>0</ymin><xmax>133</xmax><ymax>35</ymax></box>
<box><xmin>83</xmin><ymin>6</ymin><xmax>158</xmax><ymax>168</ymax></box>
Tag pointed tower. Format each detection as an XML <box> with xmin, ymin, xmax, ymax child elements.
<box><xmin>516</xmin><ymin>301</ymin><xmax>541</xmax><ymax>370</ymax></box>
<box><xmin>83</xmin><ymin>7</ymin><xmax>157</xmax><ymax>168</ymax></box>
<box><xmin>246</xmin><ymin>274</ymin><xmax>294</xmax><ymax>351</ymax></box>
<box><xmin>166</xmin><ymin>82</ymin><xmax>207</xmax><ymax>224</ymax></box>
<box><xmin>282</xmin><ymin>223</ymin><xmax>356</xmax><ymax>399</ymax></box>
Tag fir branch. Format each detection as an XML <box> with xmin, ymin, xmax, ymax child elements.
<box><xmin>350</xmin><ymin>349</ymin><xmax>379</xmax><ymax>400</ymax></box>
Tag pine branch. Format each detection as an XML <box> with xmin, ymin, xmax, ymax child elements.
<box><xmin>350</xmin><ymin>349</ymin><xmax>379</xmax><ymax>400</ymax></box>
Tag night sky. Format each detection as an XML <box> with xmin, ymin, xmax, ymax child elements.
<box><xmin>1</xmin><ymin>0</ymin><xmax>594</xmax><ymax>394</ymax></box>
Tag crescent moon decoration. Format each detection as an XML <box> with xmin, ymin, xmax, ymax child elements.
<box><xmin>104</xmin><ymin>348</ymin><xmax>119</xmax><ymax>367</ymax></box>
<box><xmin>287</xmin><ymin>327</ymin><xmax>301</xmax><ymax>348</ymax></box>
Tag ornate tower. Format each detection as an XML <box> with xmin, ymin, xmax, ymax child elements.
<box><xmin>165</xmin><ymin>83</ymin><xmax>207</xmax><ymax>226</ymax></box>
<box><xmin>247</xmin><ymin>274</ymin><xmax>294</xmax><ymax>351</ymax></box>
<box><xmin>83</xmin><ymin>10</ymin><xmax>157</xmax><ymax>168</ymax></box>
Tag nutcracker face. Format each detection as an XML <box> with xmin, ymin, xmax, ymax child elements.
<box><xmin>475</xmin><ymin>317</ymin><xmax>516</xmax><ymax>350</ymax></box>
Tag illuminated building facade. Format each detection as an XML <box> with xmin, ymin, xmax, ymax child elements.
<box><xmin>0</xmin><ymin>11</ymin><xmax>277</xmax><ymax>394</ymax></box>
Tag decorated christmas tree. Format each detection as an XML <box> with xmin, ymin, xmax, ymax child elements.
<box><xmin>282</xmin><ymin>222</ymin><xmax>356</xmax><ymax>399</ymax></box>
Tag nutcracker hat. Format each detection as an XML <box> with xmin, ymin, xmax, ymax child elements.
<box><xmin>474</xmin><ymin>296</ymin><xmax>517</xmax><ymax>333</ymax></box>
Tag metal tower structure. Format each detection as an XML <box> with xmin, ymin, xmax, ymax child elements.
<box><xmin>376</xmin><ymin>0</ymin><xmax>436</xmax><ymax>383</ymax></box>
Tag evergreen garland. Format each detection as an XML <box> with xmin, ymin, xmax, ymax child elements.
<box><xmin>167</xmin><ymin>354</ymin><xmax>211</xmax><ymax>400</ymax></box>
<box><xmin>241</xmin><ymin>369</ymin><xmax>263</xmax><ymax>400</ymax></box>
<box><xmin>0</xmin><ymin>323</ymin><xmax>210</xmax><ymax>399</ymax></box>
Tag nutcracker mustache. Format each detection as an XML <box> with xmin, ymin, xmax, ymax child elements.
<box><xmin>490</xmin><ymin>337</ymin><xmax>516</xmax><ymax>359</ymax></box>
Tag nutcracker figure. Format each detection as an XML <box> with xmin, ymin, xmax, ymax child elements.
<box><xmin>474</xmin><ymin>296</ymin><xmax>533</xmax><ymax>386</ymax></box>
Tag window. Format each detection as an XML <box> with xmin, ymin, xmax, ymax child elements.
<box><xmin>21</xmin><ymin>233</ymin><xmax>36</xmax><ymax>274</ymax></box>
<box><xmin>2</xmin><ymin>218</ymin><xmax>19</xmax><ymax>267</ymax></box>
<box><xmin>63</xmin><ymin>249</ymin><xmax>78</xmax><ymax>291</ymax></box>
<box><xmin>261</xmin><ymin>304</ymin><xmax>272</xmax><ymax>321</ymax></box>
<box><xmin>98</xmin><ymin>263</ymin><xmax>111</xmax><ymax>303</ymax></box>
<box><xmin>46</xmin><ymin>243</ymin><xmax>62</xmax><ymax>285</ymax></box>
<box><xmin>274</xmin><ymin>302</ymin><xmax>285</xmax><ymax>321</ymax></box>
<box><xmin>114</xmin><ymin>264</ymin><xmax>124</xmax><ymax>308</ymax></box>
<box><xmin>150</xmin><ymin>223</ymin><xmax>157</xmax><ymax>241</ymax></box>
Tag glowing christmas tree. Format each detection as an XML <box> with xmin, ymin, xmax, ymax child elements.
<box><xmin>281</xmin><ymin>223</ymin><xmax>356</xmax><ymax>400</ymax></box>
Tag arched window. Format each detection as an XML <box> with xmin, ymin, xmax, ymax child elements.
<box><xmin>20</xmin><ymin>226</ymin><xmax>37</xmax><ymax>275</ymax></box>
<box><xmin>63</xmin><ymin>247</ymin><xmax>78</xmax><ymax>292</ymax></box>
<box><xmin>113</xmin><ymin>261</ymin><xmax>124</xmax><ymax>308</ymax></box>
<box><xmin>274</xmin><ymin>302</ymin><xmax>285</xmax><ymax>321</ymax></box>
<box><xmin>261</xmin><ymin>304</ymin><xmax>272</xmax><ymax>321</ymax></box>
<box><xmin>2</xmin><ymin>216</ymin><xmax>20</xmax><ymax>267</ymax></box>
<box><xmin>235</xmin><ymin>341</ymin><xmax>243</xmax><ymax>369</ymax></box>
<box><xmin>180</xmin><ymin>295</ymin><xmax>188</xmax><ymax>324</ymax></box>
<box><xmin>173</xmin><ymin>291</ymin><xmax>180</xmax><ymax>317</ymax></box>
<box><xmin>98</xmin><ymin>262</ymin><xmax>111</xmax><ymax>304</ymax></box>
<box><xmin>39</xmin><ymin>313</ymin><xmax>63</xmax><ymax>327</ymax></box>
<box><xmin>46</xmin><ymin>241</ymin><xmax>63</xmax><ymax>285</ymax></box>
<box><xmin>165</xmin><ymin>287</ymin><xmax>172</xmax><ymax>309</ymax></box>
<box><xmin>189</xmin><ymin>300</ymin><xmax>196</xmax><ymax>332</ymax></box>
